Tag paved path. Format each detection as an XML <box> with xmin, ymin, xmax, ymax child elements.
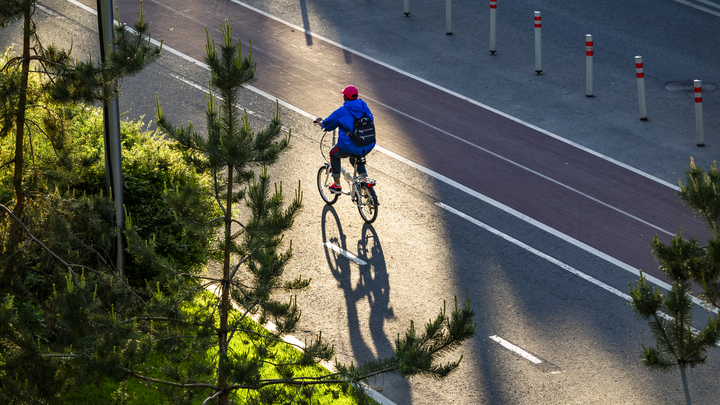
<box><xmin>9</xmin><ymin>1</ymin><xmax>720</xmax><ymax>403</ymax></box>
<box><xmin>81</xmin><ymin>0</ymin><xmax>709</xmax><ymax>283</ymax></box>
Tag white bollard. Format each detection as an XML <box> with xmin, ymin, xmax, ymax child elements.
<box><xmin>404</xmin><ymin>0</ymin><xmax>410</xmax><ymax>16</ymax></box>
<box><xmin>446</xmin><ymin>0</ymin><xmax>452</xmax><ymax>35</ymax></box>
<box><xmin>635</xmin><ymin>56</ymin><xmax>647</xmax><ymax>121</ymax></box>
<box><xmin>534</xmin><ymin>11</ymin><xmax>542</xmax><ymax>74</ymax></box>
<box><xmin>695</xmin><ymin>80</ymin><xmax>704</xmax><ymax>146</ymax></box>
<box><xmin>490</xmin><ymin>0</ymin><xmax>497</xmax><ymax>54</ymax></box>
<box><xmin>586</xmin><ymin>34</ymin><xmax>593</xmax><ymax>97</ymax></box>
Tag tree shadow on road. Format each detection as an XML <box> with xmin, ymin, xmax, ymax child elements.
<box><xmin>321</xmin><ymin>205</ymin><xmax>412</xmax><ymax>403</ymax></box>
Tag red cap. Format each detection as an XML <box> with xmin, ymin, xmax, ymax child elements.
<box><xmin>341</xmin><ymin>85</ymin><xmax>359</xmax><ymax>100</ymax></box>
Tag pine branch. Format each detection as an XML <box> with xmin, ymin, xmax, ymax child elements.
<box><xmin>117</xmin><ymin>366</ymin><xmax>218</xmax><ymax>390</ymax></box>
<box><xmin>0</xmin><ymin>203</ymin><xmax>79</xmax><ymax>284</ymax></box>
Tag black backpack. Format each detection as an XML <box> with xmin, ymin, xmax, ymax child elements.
<box><xmin>349</xmin><ymin>113</ymin><xmax>375</xmax><ymax>147</ymax></box>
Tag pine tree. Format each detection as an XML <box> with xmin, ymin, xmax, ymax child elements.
<box><xmin>629</xmin><ymin>274</ymin><xmax>720</xmax><ymax>405</ymax></box>
<box><xmin>651</xmin><ymin>158</ymin><xmax>720</xmax><ymax>308</ymax></box>
<box><xmin>0</xmin><ymin>0</ymin><xmax>160</xmax><ymax>242</ymax></box>
<box><xmin>628</xmin><ymin>157</ymin><xmax>720</xmax><ymax>404</ymax></box>
<box><xmin>147</xmin><ymin>20</ymin><xmax>476</xmax><ymax>404</ymax></box>
<box><xmin>0</xmin><ymin>14</ymin><xmax>475</xmax><ymax>403</ymax></box>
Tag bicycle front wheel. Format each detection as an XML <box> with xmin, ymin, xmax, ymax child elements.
<box><xmin>357</xmin><ymin>185</ymin><xmax>378</xmax><ymax>223</ymax></box>
<box><xmin>317</xmin><ymin>165</ymin><xmax>339</xmax><ymax>205</ymax></box>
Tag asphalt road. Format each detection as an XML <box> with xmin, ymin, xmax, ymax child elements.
<box><xmin>3</xmin><ymin>0</ymin><xmax>720</xmax><ymax>404</ymax></box>
<box><xmin>70</xmin><ymin>0</ymin><xmax>708</xmax><ymax>288</ymax></box>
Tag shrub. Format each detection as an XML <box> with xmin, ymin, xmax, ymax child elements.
<box><xmin>0</xmin><ymin>94</ymin><xmax>220</xmax><ymax>283</ymax></box>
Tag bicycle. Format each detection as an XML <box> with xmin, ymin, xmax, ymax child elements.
<box><xmin>316</xmin><ymin>129</ymin><xmax>379</xmax><ymax>223</ymax></box>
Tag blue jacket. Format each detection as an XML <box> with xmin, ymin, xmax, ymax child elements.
<box><xmin>321</xmin><ymin>99</ymin><xmax>375</xmax><ymax>156</ymax></box>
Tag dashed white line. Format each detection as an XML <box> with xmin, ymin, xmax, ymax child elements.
<box><xmin>323</xmin><ymin>242</ymin><xmax>367</xmax><ymax>265</ymax></box>
<box><xmin>66</xmin><ymin>0</ymin><xmax>709</xmax><ymax>305</ymax></box>
<box><xmin>489</xmin><ymin>335</ymin><xmax>543</xmax><ymax>364</ymax></box>
<box><xmin>443</xmin><ymin>203</ymin><xmax>720</xmax><ymax>347</ymax></box>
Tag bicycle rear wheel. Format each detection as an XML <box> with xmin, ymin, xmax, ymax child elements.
<box><xmin>317</xmin><ymin>165</ymin><xmax>339</xmax><ymax>205</ymax></box>
<box><xmin>357</xmin><ymin>185</ymin><xmax>378</xmax><ymax>223</ymax></box>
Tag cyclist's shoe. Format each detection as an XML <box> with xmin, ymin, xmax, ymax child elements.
<box><xmin>328</xmin><ymin>183</ymin><xmax>342</xmax><ymax>194</ymax></box>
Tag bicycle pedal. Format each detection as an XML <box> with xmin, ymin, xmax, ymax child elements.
<box><xmin>360</xmin><ymin>178</ymin><xmax>377</xmax><ymax>185</ymax></box>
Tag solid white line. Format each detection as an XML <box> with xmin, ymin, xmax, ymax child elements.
<box><xmin>65</xmin><ymin>0</ymin><xmax>692</xmax><ymax>295</ymax></box>
<box><xmin>673</xmin><ymin>0</ymin><xmax>720</xmax><ymax>17</ymax></box>
<box><xmin>65</xmin><ymin>0</ymin><xmax>94</xmax><ymax>14</ymax></box>
<box><xmin>489</xmin><ymin>335</ymin><xmax>543</xmax><ymax>364</ymax></box>
<box><xmin>65</xmin><ymin>0</ymin><xmax>720</xmax><ymax>380</ymax></box>
<box><xmin>438</xmin><ymin>203</ymin><xmax>635</xmax><ymax>301</ymax></box>
<box><xmin>67</xmin><ymin>0</ymin><xmax>678</xmax><ymax>194</ymax></box>
<box><xmin>323</xmin><ymin>242</ymin><xmax>367</xmax><ymax>266</ymax></box>
<box><xmin>437</xmin><ymin>202</ymin><xmax>718</xmax><ymax>314</ymax></box>
<box><xmin>228</xmin><ymin>0</ymin><xmax>677</xmax><ymax>191</ymax></box>
<box><xmin>156</xmin><ymin>10</ymin><xmax>674</xmax><ymax>238</ymax></box>
<box><xmin>695</xmin><ymin>0</ymin><xmax>720</xmax><ymax>10</ymax></box>
<box><xmin>362</xmin><ymin>100</ymin><xmax>674</xmax><ymax>237</ymax></box>
<box><xmin>65</xmin><ymin>0</ymin><xmax>677</xmax><ymax>236</ymax></box>
<box><xmin>383</xmin><ymin>143</ymin><xmax>674</xmax><ymax>290</ymax></box>
<box><xmin>441</xmin><ymin>203</ymin><xmax>720</xmax><ymax>345</ymax></box>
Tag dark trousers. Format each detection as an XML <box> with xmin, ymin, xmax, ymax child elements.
<box><xmin>329</xmin><ymin>145</ymin><xmax>368</xmax><ymax>179</ymax></box>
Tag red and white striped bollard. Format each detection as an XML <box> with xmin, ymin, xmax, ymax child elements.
<box><xmin>490</xmin><ymin>0</ymin><xmax>497</xmax><ymax>54</ymax></box>
<box><xmin>635</xmin><ymin>56</ymin><xmax>647</xmax><ymax>120</ymax></box>
<box><xmin>586</xmin><ymin>34</ymin><xmax>593</xmax><ymax>97</ymax></box>
<box><xmin>695</xmin><ymin>80</ymin><xmax>704</xmax><ymax>146</ymax></box>
<box><xmin>534</xmin><ymin>11</ymin><xmax>542</xmax><ymax>74</ymax></box>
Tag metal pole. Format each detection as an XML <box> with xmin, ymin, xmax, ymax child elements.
<box><xmin>97</xmin><ymin>0</ymin><xmax>125</xmax><ymax>278</ymax></box>
<box><xmin>635</xmin><ymin>56</ymin><xmax>647</xmax><ymax>121</ymax></box>
<box><xmin>586</xmin><ymin>34</ymin><xmax>593</xmax><ymax>97</ymax></box>
<box><xmin>404</xmin><ymin>0</ymin><xmax>410</xmax><ymax>16</ymax></box>
<box><xmin>490</xmin><ymin>0</ymin><xmax>497</xmax><ymax>54</ymax></box>
<box><xmin>695</xmin><ymin>80</ymin><xmax>704</xmax><ymax>146</ymax></box>
<box><xmin>534</xmin><ymin>11</ymin><xmax>542</xmax><ymax>74</ymax></box>
<box><xmin>446</xmin><ymin>0</ymin><xmax>452</xmax><ymax>35</ymax></box>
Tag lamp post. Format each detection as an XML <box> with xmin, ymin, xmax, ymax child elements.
<box><xmin>96</xmin><ymin>0</ymin><xmax>125</xmax><ymax>278</ymax></box>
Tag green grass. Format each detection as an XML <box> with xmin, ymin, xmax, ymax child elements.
<box><xmin>65</xmin><ymin>291</ymin><xmax>377</xmax><ymax>405</ymax></box>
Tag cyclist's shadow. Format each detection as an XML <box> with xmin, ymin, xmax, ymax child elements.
<box><xmin>321</xmin><ymin>207</ymin><xmax>409</xmax><ymax>396</ymax></box>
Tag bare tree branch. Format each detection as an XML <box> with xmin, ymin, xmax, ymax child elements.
<box><xmin>202</xmin><ymin>390</ymin><xmax>223</xmax><ymax>405</ymax></box>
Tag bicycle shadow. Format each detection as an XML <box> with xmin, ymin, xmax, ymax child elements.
<box><xmin>321</xmin><ymin>205</ymin><xmax>411</xmax><ymax>401</ymax></box>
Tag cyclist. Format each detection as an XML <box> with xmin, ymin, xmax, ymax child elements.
<box><xmin>314</xmin><ymin>85</ymin><xmax>375</xmax><ymax>194</ymax></box>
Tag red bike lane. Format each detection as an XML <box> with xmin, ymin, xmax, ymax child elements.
<box><xmin>86</xmin><ymin>0</ymin><xmax>708</xmax><ymax>284</ymax></box>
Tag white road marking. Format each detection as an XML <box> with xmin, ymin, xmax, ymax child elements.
<box><xmin>696</xmin><ymin>0</ymin><xmax>720</xmax><ymax>9</ymax></box>
<box><xmin>489</xmin><ymin>335</ymin><xmax>543</xmax><ymax>364</ymax></box>
<box><xmin>323</xmin><ymin>242</ymin><xmax>367</xmax><ymax>266</ymax></box>
<box><xmin>673</xmin><ymin>0</ymin><xmax>720</xmax><ymax>17</ymax></box>
<box><xmin>437</xmin><ymin>202</ymin><xmax>719</xmax><ymax>318</ymax></box>
<box><xmin>63</xmin><ymin>0</ymin><xmax>720</xmax><ymax>393</ymax></box>
<box><xmin>65</xmin><ymin>0</ymin><xmax>679</xmax><ymax>236</ymax></box>
<box><xmin>230</xmin><ymin>0</ymin><xmax>678</xmax><ymax>191</ymax></box>
<box><xmin>65</xmin><ymin>0</ymin><xmax>697</xmax><ymax>302</ymax></box>
<box><xmin>438</xmin><ymin>203</ymin><xmax>635</xmax><ymax>301</ymax></box>
<box><xmin>65</xmin><ymin>0</ymin><xmax>94</xmax><ymax>14</ymax></box>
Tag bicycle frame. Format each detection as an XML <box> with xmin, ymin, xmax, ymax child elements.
<box><xmin>317</xmin><ymin>128</ymin><xmax>378</xmax><ymax>223</ymax></box>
